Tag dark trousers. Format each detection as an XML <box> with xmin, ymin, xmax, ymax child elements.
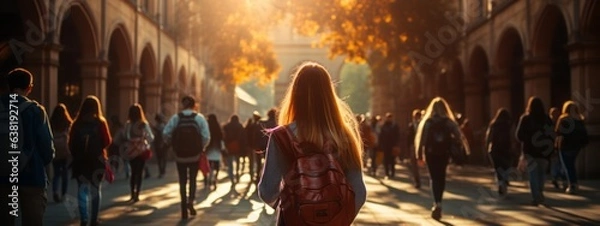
<box><xmin>252</xmin><ymin>150</ymin><xmax>265</xmax><ymax>182</ymax></box>
<box><xmin>409</xmin><ymin>146</ymin><xmax>421</xmax><ymax>186</ymax></box>
<box><xmin>52</xmin><ymin>158</ymin><xmax>69</xmax><ymax>196</ymax></box>
<box><xmin>425</xmin><ymin>152</ymin><xmax>449</xmax><ymax>203</ymax></box>
<box><xmin>176</xmin><ymin>162</ymin><xmax>199</xmax><ymax>210</ymax></box>
<box><xmin>489</xmin><ymin>151</ymin><xmax>512</xmax><ymax>186</ymax></box>
<box><xmin>0</xmin><ymin>186</ymin><xmax>47</xmax><ymax>226</ymax></box>
<box><xmin>560</xmin><ymin>149</ymin><xmax>580</xmax><ymax>186</ymax></box>
<box><xmin>370</xmin><ymin>149</ymin><xmax>380</xmax><ymax>175</ymax></box>
<box><xmin>383</xmin><ymin>150</ymin><xmax>396</xmax><ymax>178</ymax></box>
<box><xmin>129</xmin><ymin>157</ymin><xmax>146</xmax><ymax>198</ymax></box>
<box><xmin>156</xmin><ymin>147</ymin><xmax>167</xmax><ymax>176</ymax></box>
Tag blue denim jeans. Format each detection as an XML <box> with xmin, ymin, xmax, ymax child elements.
<box><xmin>77</xmin><ymin>181</ymin><xmax>101</xmax><ymax>223</ymax></box>
<box><xmin>526</xmin><ymin>156</ymin><xmax>548</xmax><ymax>202</ymax></box>
<box><xmin>53</xmin><ymin>159</ymin><xmax>69</xmax><ymax>196</ymax></box>
<box><xmin>559</xmin><ymin>149</ymin><xmax>580</xmax><ymax>186</ymax></box>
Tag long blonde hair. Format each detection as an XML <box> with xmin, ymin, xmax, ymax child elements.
<box><xmin>415</xmin><ymin>97</ymin><xmax>468</xmax><ymax>154</ymax></box>
<box><xmin>278</xmin><ymin>62</ymin><xmax>363</xmax><ymax>170</ymax></box>
<box><xmin>560</xmin><ymin>100</ymin><xmax>585</xmax><ymax>121</ymax></box>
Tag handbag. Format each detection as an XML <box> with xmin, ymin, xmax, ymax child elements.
<box><xmin>198</xmin><ymin>153</ymin><xmax>211</xmax><ymax>176</ymax></box>
<box><xmin>124</xmin><ymin>123</ymin><xmax>152</xmax><ymax>160</ymax></box>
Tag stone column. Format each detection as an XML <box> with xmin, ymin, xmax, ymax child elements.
<box><xmin>522</xmin><ymin>57</ymin><xmax>552</xmax><ymax>107</ymax></box>
<box><xmin>162</xmin><ymin>86</ymin><xmax>179</xmax><ymax>118</ymax></box>
<box><xmin>569</xmin><ymin>41</ymin><xmax>600</xmax><ymax>179</ymax></box>
<box><xmin>488</xmin><ymin>71</ymin><xmax>512</xmax><ymax>115</ymax></box>
<box><xmin>79</xmin><ymin>58</ymin><xmax>109</xmax><ymax>107</ymax></box>
<box><xmin>116</xmin><ymin>71</ymin><xmax>140</xmax><ymax>122</ymax></box>
<box><xmin>144</xmin><ymin>81</ymin><xmax>162</xmax><ymax>120</ymax></box>
<box><xmin>23</xmin><ymin>42</ymin><xmax>61</xmax><ymax>108</ymax></box>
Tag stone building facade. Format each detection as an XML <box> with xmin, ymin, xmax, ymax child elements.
<box><xmin>386</xmin><ymin>0</ymin><xmax>599</xmax><ymax>177</ymax></box>
<box><xmin>0</xmin><ymin>0</ymin><xmax>233</xmax><ymax>122</ymax></box>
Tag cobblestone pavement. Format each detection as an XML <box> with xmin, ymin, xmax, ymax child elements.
<box><xmin>37</xmin><ymin>160</ymin><xmax>600</xmax><ymax>225</ymax></box>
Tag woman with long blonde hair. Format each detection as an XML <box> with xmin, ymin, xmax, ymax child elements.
<box><xmin>415</xmin><ymin>97</ymin><xmax>470</xmax><ymax>220</ymax></box>
<box><xmin>555</xmin><ymin>101</ymin><xmax>588</xmax><ymax>194</ymax></box>
<box><xmin>258</xmin><ymin>62</ymin><xmax>367</xmax><ymax>225</ymax></box>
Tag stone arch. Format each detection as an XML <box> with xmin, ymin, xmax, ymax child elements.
<box><xmin>57</xmin><ymin>1</ymin><xmax>99</xmax><ymax>58</ymax></box>
<box><xmin>57</xmin><ymin>1</ymin><xmax>100</xmax><ymax>115</ymax></box>
<box><xmin>139</xmin><ymin>44</ymin><xmax>156</xmax><ymax>109</ymax></box>
<box><xmin>465</xmin><ymin>45</ymin><xmax>491</xmax><ymax>163</ymax></box>
<box><xmin>161</xmin><ymin>56</ymin><xmax>176</xmax><ymax>116</ymax></box>
<box><xmin>581</xmin><ymin>0</ymin><xmax>600</xmax><ymax>39</ymax></box>
<box><xmin>106</xmin><ymin>24</ymin><xmax>134</xmax><ymax>120</ymax></box>
<box><xmin>495</xmin><ymin>27</ymin><xmax>525</xmax><ymax>119</ymax></box>
<box><xmin>531</xmin><ymin>4</ymin><xmax>571</xmax><ymax>109</ymax></box>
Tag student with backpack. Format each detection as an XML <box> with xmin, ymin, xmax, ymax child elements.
<box><xmin>163</xmin><ymin>95</ymin><xmax>210</xmax><ymax>219</ymax></box>
<box><xmin>0</xmin><ymin>68</ymin><xmax>55</xmax><ymax>226</ymax></box>
<box><xmin>223</xmin><ymin>115</ymin><xmax>246</xmax><ymax>184</ymax></box>
<box><xmin>69</xmin><ymin>95</ymin><xmax>112</xmax><ymax>226</ymax></box>
<box><xmin>50</xmin><ymin>103</ymin><xmax>73</xmax><ymax>203</ymax></box>
<box><xmin>555</xmin><ymin>101</ymin><xmax>588</xmax><ymax>194</ymax></box>
<box><xmin>258</xmin><ymin>62</ymin><xmax>367</xmax><ymax>225</ymax></box>
<box><xmin>516</xmin><ymin>96</ymin><xmax>555</xmax><ymax>206</ymax></box>
<box><xmin>415</xmin><ymin>97</ymin><xmax>470</xmax><ymax>220</ymax></box>
<box><xmin>485</xmin><ymin>108</ymin><xmax>513</xmax><ymax>196</ymax></box>
<box><xmin>116</xmin><ymin>104</ymin><xmax>154</xmax><ymax>203</ymax></box>
<box><xmin>378</xmin><ymin>112</ymin><xmax>400</xmax><ymax>179</ymax></box>
<box><xmin>407</xmin><ymin>109</ymin><xmax>423</xmax><ymax>188</ymax></box>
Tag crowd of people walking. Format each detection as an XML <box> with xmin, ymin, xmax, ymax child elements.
<box><xmin>0</xmin><ymin>65</ymin><xmax>591</xmax><ymax>225</ymax></box>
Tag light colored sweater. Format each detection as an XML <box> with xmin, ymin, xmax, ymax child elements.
<box><xmin>257</xmin><ymin>122</ymin><xmax>367</xmax><ymax>216</ymax></box>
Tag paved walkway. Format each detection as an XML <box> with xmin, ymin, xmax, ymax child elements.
<box><xmin>37</xmin><ymin>161</ymin><xmax>600</xmax><ymax>225</ymax></box>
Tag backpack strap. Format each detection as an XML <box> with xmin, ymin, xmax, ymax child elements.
<box><xmin>272</xmin><ymin>126</ymin><xmax>298</xmax><ymax>161</ymax></box>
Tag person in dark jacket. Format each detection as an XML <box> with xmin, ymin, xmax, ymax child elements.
<box><xmin>555</xmin><ymin>101</ymin><xmax>588</xmax><ymax>194</ymax></box>
<box><xmin>407</xmin><ymin>109</ymin><xmax>423</xmax><ymax>188</ymax></box>
<box><xmin>485</xmin><ymin>108</ymin><xmax>512</xmax><ymax>196</ymax></box>
<box><xmin>0</xmin><ymin>68</ymin><xmax>55</xmax><ymax>226</ymax></box>
<box><xmin>516</xmin><ymin>96</ymin><xmax>554</xmax><ymax>206</ymax></box>
<box><xmin>378</xmin><ymin>113</ymin><xmax>400</xmax><ymax>179</ymax></box>
<box><xmin>415</xmin><ymin>97</ymin><xmax>470</xmax><ymax>220</ymax></box>
<box><xmin>69</xmin><ymin>95</ymin><xmax>112</xmax><ymax>226</ymax></box>
<box><xmin>223</xmin><ymin>115</ymin><xmax>245</xmax><ymax>184</ymax></box>
<box><xmin>152</xmin><ymin>114</ymin><xmax>168</xmax><ymax>178</ymax></box>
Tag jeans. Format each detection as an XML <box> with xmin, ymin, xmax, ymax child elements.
<box><xmin>53</xmin><ymin>158</ymin><xmax>69</xmax><ymax>196</ymax></box>
<box><xmin>77</xmin><ymin>180</ymin><xmax>101</xmax><ymax>224</ymax></box>
<box><xmin>176</xmin><ymin>162</ymin><xmax>199</xmax><ymax>212</ymax></box>
<box><xmin>559</xmin><ymin>149</ymin><xmax>580</xmax><ymax>186</ymax></box>
<box><xmin>526</xmin><ymin>155</ymin><xmax>548</xmax><ymax>202</ymax></box>
<box><xmin>425</xmin><ymin>152</ymin><xmax>449</xmax><ymax>203</ymax></box>
<box><xmin>129</xmin><ymin>157</ymin><xmax>146</xmax><ymax>198</ymax></box>
<box><xmin>0</xmin><ymin>186</ymin><xmax>47</xmax><ymax>226</ymax></box>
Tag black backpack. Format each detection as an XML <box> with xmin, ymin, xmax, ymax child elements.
<box><xmin>0</xmin><ymin>99</ymin><xmax>35</xmax><ymax>177</ymax></box>
<box><xmin>172</xmin><ymin>113</ymin><xmax>203</xmax><ymax>157</ymax></box>
<box><xmin>426</xmin><ymin>118</ymin><xmax>453</xmax><ymax>154</ymax></box>
<box><xmin>70</xmin><ymin>119</ymin><xmax>104</xmax><ymax>161</ymax></box>
<box><xmin>490</xmin><ymin>122</ymin><xmax>511</xmax><ymax>152</ymax></box>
